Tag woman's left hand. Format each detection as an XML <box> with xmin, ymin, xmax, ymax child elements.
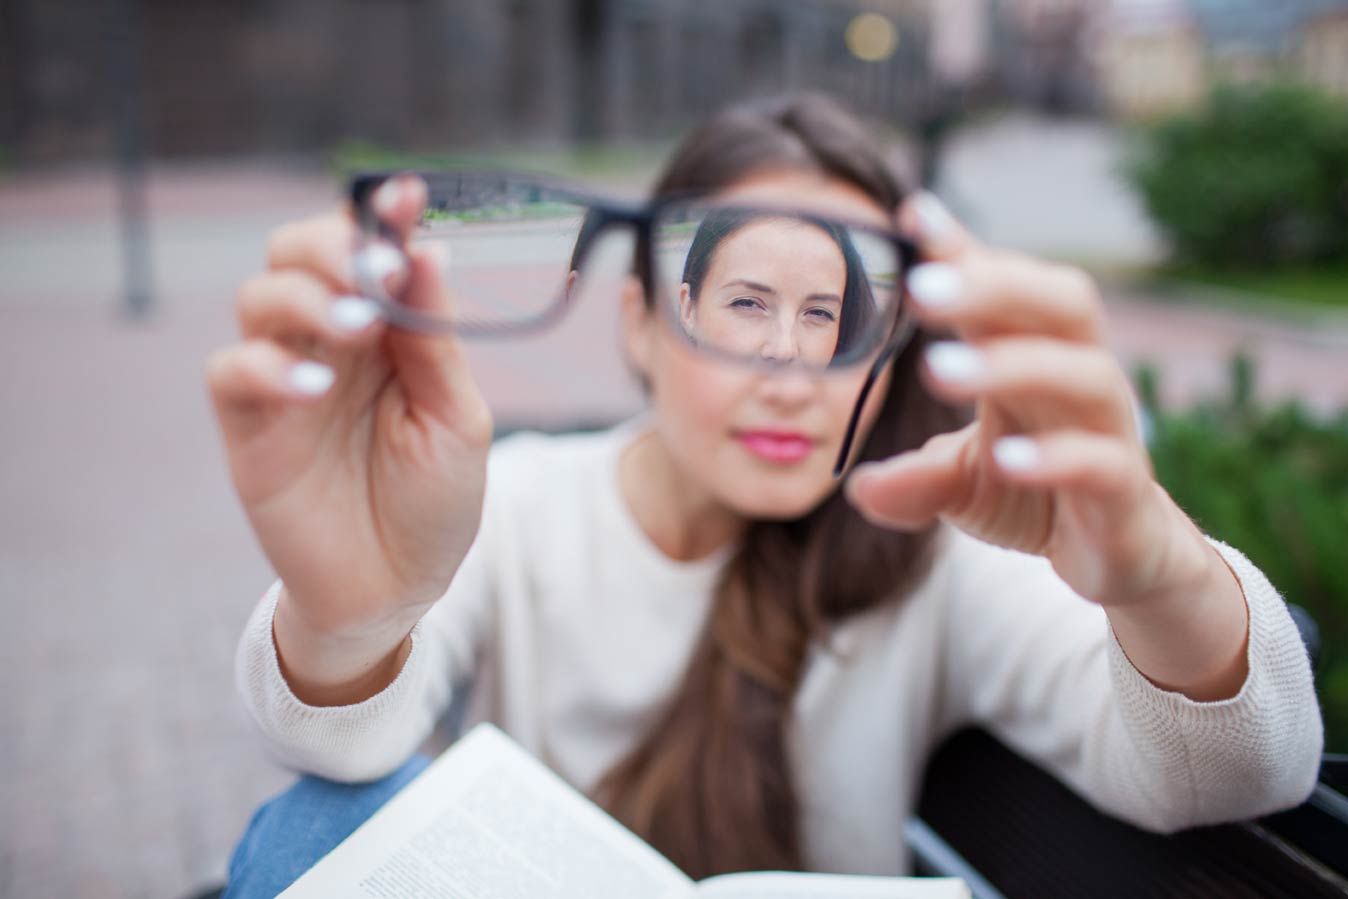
<box><xmin>845</xmin><ymin>193</ymin><xmax>1220</xmax><ymax>612</ymax></box>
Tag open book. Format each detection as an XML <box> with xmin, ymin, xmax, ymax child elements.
<box><xmin>280</xmin><ymin>723</ymin><xmax>968</xmax><ymax>898</ymax></box>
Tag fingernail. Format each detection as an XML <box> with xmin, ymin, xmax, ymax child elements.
<box><xmin>907</xmin><ymin>262</ymin><xmax>963</xmax><ymax>309</ymax></box>
<box><xmin>913</xmin><ymin>191</ymin><xmax>954</xmax><ymax>240</ymax></box>
<box><xmin>288</xmin><ymin>361</ymin><xmax>335</xmax><ymax>396</ymax></box>
<box><xmin>924</xmin><ymin>341</ymin><xmax>984</xmax><ymax>384</ymax></box>
<box><xmin>353</xmin><ymin>243</ymin><xmax>405</xmax><ymax>300</ymax></box>
<box><xmin>993</xmin><ymin>436</ymin><xmax>1039</xmax><ymax>471</ymax></box>
<box><xmin>330</xmin><ymin>296</ymin><xmax>382</xmax><ymax>332</ymax></box>
<box><xmin>373</xmin><ymin>177</ymin><xmax>404</xmax><ymax>218</ymax></box>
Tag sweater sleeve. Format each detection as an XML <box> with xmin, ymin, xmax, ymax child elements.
<box><xmin>234</xmin><ymin>531</ymin><xmax>492</xmax><ymax>782</ymax></box>
<box><xmin>936</xmin><ymin>528</ymin><xmax>1323</xmax><ymax>833</ymax></box>
<box><xmin>230</xmin><ymin>431</ymin><xmax>538</xmax><ymax>783</ymax></box>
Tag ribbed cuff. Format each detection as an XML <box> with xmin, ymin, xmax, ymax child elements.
<box><xmin>1103</xmin><ymin>537</ymin><xmax>1322</xmax><ymax>822</ymax></box>
<box><xmin>1104</xmin><ymin>537</ymin><xmax>1288</xmax><ymax>714</ymax></box>
<box><xmin>235</xmin><ymin>580</ymin><xmax>427</xmax><ymax>769</ymax></box>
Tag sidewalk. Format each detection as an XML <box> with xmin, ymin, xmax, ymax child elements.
<box><xmin>2</xmin><ymin>134</ymin><xmax>1345</xmax><ymax>898</ymax></box>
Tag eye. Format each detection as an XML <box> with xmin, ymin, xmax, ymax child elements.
<box><xmin>729</xmin><ymin>296</ymin><xmax>764</xmax><ymax>311</ymax></box>
<box><xmin>805</xmin><ymin>307</ymin><xmax>838</xmax><ymax>323</ymax></box>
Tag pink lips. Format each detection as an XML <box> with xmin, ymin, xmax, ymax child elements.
<box><xmin>736</xmin><ymin>430</ymin><xmax>815</xmax><ymax>463</ymax></box>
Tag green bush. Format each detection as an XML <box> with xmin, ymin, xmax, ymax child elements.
<box><xmin>1137</xmin><ymin>356</ymin><xmax>1348</xmax><ymax>753</ymax></box>
<box><xmin>1128</xmin><ymin>80</ymin><xmax>1348</xmax><ymax>269</ymax></box>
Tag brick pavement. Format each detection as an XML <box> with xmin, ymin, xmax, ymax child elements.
<box><xmin>1</xmin><ymin>148</ymin><xmax>1345</xmax><ymax>899</ymax></box>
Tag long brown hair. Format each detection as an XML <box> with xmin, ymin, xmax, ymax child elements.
<box><xmin>592</xmin><ymin>93</ymin><xmax>966</xmax><ymax>878</ymax></box>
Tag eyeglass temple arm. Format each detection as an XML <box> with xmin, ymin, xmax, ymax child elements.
<box><xmin>832</xmin><ymin>318</ymin><xmax>916</xmax><ymax>478</ymax></box>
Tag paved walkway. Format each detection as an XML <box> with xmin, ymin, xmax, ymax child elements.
<box><xmin>2</xmin><ymin>121</ymin><xmax>1345</xmax><ymax>899</ymax></box>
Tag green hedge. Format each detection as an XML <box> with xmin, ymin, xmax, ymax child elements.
<box><xmin>1128</xmin><ymin>80</ymin><xmax>1348</xmax><ymax>269</ymax></box>
<box><xmin>1137</xmin><ymin>356</ymin><xmax>1348</xmax><ymax>752</ymax></box>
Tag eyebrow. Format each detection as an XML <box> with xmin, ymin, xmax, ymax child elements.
<box><xmin>720</xmin><ymin>279</ymin><xmax>842</xmax><ymax>304</ymax></box>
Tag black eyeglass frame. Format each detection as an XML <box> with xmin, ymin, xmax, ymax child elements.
<box><xmin>348</xmin><ymin>170</ymin><xmax>922</xmax><ymax>477</ymax></box>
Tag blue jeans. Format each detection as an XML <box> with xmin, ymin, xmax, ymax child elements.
<box><xmin>224</xmin><ymin>754</ymin><xmax>431</xmax><ymax>899</ymax></box>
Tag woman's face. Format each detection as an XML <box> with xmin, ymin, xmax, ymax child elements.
<box><xmin>678</xmin><ymin>217</ymin><xmax>846</xmax><ymax>368</ymax></box>
<box><xmin>625</xmin><ymin>168</ymin><xmax>896</xmax><ymax>520</ymax></box>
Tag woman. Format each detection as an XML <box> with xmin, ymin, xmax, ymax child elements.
<box><xmin>208</xmin><ymin>93</ymin><xmax>1322</xmax><ymax>896</ymax></box>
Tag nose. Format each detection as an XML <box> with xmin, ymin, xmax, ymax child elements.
<box><xmin>754</xmin><ymin>358</ymin><xmax>815</xmax><ymax>410</ymax></box>
<box><xmin>754</xmin><ymin>320</ymin><xmax>814</xmax><ymax>409</ymax></box>
<box><xmin>759</xmin><ymin>319</ymin><xmax>800</xmax><ymax>364</ymax></box>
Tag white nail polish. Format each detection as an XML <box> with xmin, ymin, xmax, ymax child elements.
<box><xmin>330</xmin><ymin>296</ymin><xmax>382</xmax><ymax>332</ymax></box>
<box><xmin>914</xmin><ymin>191</ymin><xmax>954</xmax><ymax>240</ymax></box>
<box><xmin>993</xmin><ymin>436</ymin><xmax>1039</xmax><ymax>471</ymax></box>
<box><xmin>289</xmin><ymin>361</ymin><xmax>335</xmax><ymax>396</ymax></box>
<box><xmin>373</xmin><ymin>178</ymin><xmax>404</xmax><ymax>217</ymax></box>
<box><xmin>925</xmin><ymin>341</ymin><xmax>984</xmax><ymax>384</ymax></box>
<box><xmin>352</xmin><ymin>243</ymin><xmax>405</xmax><ymax>300</ymax></box>
<box><xmin>907</xmin><ymin>262</ymin><xmax>963</xmax><ymax>308</ymax></box>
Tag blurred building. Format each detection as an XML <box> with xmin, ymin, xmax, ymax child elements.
<box><xmin>1093</xmin><ymin>0</ymin><xmax>1204</xmax><ymax>118</ymax></box>
<box><xmin>1092</xmin><ymin>0</ymin><xmax>1348</xmax><ymax>118</ymax></box>
<box><xmin>995</xmin><ymin>0</ymin><xmax>1109</xmax><ymax>113</ymax></box>
<box><xmin>7</xmin><ymin>0</ymin><xmax>1342</xmax><ymax>163</ymax></box>
<box><xmin>0</xmin><ymin>0</ymin><xmax>941</xmax><ymax>163</ymax></box>
<box><xmin>1296</xmin><ymin>5</ymin><xmax>1348</xmax><ymax>95</ymax></box>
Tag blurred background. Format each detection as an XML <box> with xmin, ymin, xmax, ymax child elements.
<box><xmin>1</xmin><ymin>0</ymin><xmax>1345</xmax><ymax>896</ymax></box>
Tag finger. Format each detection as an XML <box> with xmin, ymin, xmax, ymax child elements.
<box><xmin>896</xmin><ymin>190</ymin><xmax>976</xmax><ymax>262</ymax></box>
<box><xmin>844</xmin><ymin>423</ymin><xmax>976</xmax><ymax>530</ymax></box>
<box><xmin>382</xmin><ymin>242</ymin><xmax>492</xmax><ymax>438</ymax></box>
<box><xmin>237</xmin><ymin>271</ymin><xmax>386</xmax><ymax>353</ymax></box>
<box><xmin>351</xmin><ymin>174</ymin><xmax>429</xmax><ymax>302</ymax></box>
<box><xmin>906</xmin><ymin>251</ymin><xmax>1105</xmax><ymax>344</ymax></box>
<box><xmin>205</xmin><ymin>340</ymin><xmax>336</xmax><ymax>442</ymax></box>
<box><xmin>921</xmin><ymin>338</ymin><xmax>1137</xmax><ymax>438</ymax></box>
<box><xmin>368</xmin><ymin>173</ymin><xmax>429</xmax><ymax>241</ymax></box>
<box><xmin>266</xmin><ymin>213</ymin><xmax>363</xmax><ymax>292</ymax></box>
<box><xmin>989</xmin><ymin>431</ymin><xmax>1152</xmax><ymax>500</ymax></box>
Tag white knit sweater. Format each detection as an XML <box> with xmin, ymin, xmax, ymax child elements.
<box><xmin>236</xmin><ymin>419</ymin><xmax>1323</xmax><ymax>875</ymax></box>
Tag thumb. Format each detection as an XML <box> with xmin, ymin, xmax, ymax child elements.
<box><xmin>844</xmin><ymin>424</ymin><xmax>974</xmax><ymax>530</ymax></box>
<box><xmin>382</xmin><ymin>241</ymin><xmax>488</xmax><ymax>433</ymax></box>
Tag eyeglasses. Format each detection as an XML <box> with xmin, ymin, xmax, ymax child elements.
<box><xmin>349</xmin><ymin>170</ymin><xmax>922</xmax><ymax>475</ymax></box>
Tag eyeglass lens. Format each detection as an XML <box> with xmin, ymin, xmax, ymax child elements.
<box><xmin>651</xmin><ymin>204</ymin><xmax>902</xmax><ymax>370</ymax></box>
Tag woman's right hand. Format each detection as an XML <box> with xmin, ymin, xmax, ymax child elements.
<box><xmin>206</xmin><ymin>174</ymin><xmax>492</xmax><ymax>660</ymax></box>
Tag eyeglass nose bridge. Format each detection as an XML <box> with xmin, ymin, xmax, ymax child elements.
<box><xmin>562</xmin><ymin>203</ymin><xmax>653</xmax><ymax>310</ymax></box>
<box><xmin>568</xmin><ymin>204</ymin><xmax>647</xmax><ymax>271</ymax></box>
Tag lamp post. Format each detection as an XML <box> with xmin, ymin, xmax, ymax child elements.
<box><xmin>110</xmin><ymin>0</ymin><xmax>153</xmax><ymax>321</ymax></box>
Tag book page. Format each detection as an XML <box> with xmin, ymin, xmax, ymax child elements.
<box><xmin>696</xmin><ymin>871</ymin><xmax>969</xmax><ymax>899</ymax></box>
<box><xmin>280</xmin><ymin>723</ymin><xmax>694</xmax><ymax>899</ymax></box>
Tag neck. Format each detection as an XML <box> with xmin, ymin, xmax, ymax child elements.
<box><xmin>619</xmin><ymin>429</ymin><xmax>744</xmax><ymax>563</ymax></box>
